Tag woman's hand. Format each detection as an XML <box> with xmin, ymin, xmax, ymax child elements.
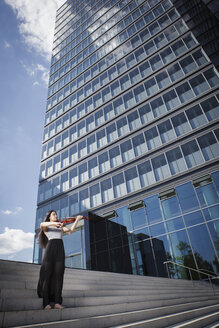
<box><xmin>76</xmin><ymin>215</ymin><xmax>83</xmax><ymax>221</ymax></box>
<box><xmin>55</xmin><ymin>222</ymin><xmax>63</xmax><ymax>228</ymax></box>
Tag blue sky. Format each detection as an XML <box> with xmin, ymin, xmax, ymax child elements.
<box><xmin>0</xmin><ymin>0</ymin><xmax>63</xmax><ymax>262</ymax></box>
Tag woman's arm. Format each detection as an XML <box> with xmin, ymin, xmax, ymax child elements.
<box><xmin>40</xmin><ymin>221</ymin><xmax>62</xmax><ymax>231</ymax></box>
<box><xmin>62</xmin><ymin>215</ymin><xmax>83</xmax><ymax>234</ymax></box>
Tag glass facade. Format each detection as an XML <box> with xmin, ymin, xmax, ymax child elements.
<box><xmin>33</xmin><ymin>0</ymin><xmax>219</xmax><ymax>280</ymax></box>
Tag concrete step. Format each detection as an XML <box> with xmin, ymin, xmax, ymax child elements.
<box><xmin>168</xmin><ymin>311</ymin><xmax>219</xmax><ymax>327</ymax></box>
<box><xmin>2</xmin><ymin>302</ymin><xmax>218</xmax><ymax>328</ymax></box>
<box><xmin>1</xmin><ymin>290</ymin><xmax>218</xmax><ymax>311</ymax></box>
<box><xmin>111</xmin><ymin>305</ymin><xmax>219</xmax><ymax>328</ymax></box>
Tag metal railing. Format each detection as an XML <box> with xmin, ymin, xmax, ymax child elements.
<box><xmin>163</xmin><ymin>260</ymin><xmax>219</xmax><ymax>295</ymax></box>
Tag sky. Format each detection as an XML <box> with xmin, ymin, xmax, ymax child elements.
<box><xmin>0</xmin><ymin>0</ymin><xmax>64</xmax><ymax>263</ymax></box>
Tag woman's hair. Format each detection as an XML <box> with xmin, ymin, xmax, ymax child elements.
<box><xmin>38</xmin><ymin>210</ymin><xmax>57</xmax><ymax>248</ymax></box>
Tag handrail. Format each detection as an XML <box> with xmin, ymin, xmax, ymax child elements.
<box><xmin>163</xmin><ymin>261</ymin><xmax>218</xmax><ymax>279</ymax></box>
<box><xmin>163</xmin><ymin>260</ymin><xmax>219</xmax><ymax>295</ymax></box>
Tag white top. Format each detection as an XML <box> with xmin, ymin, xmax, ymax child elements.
<box><xmin>44</xmin><ymin>226</ymin><xmax>63</xmax><ymax>240</ymax></box>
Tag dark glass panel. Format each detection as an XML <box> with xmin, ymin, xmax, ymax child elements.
<box><xmin>161</xmin><ymin>196</ymin><xmax>181</xmax><ymax>219</ymax></box>
<box><xmin>184</xmin><ymin>210</ymin><xmax>204</xmax><ymax>227</ymax></box>
<box><xmin>176</xmin><ymin>182</ymin><xmax>199</xmax><ymax>213</ymax></box>
<box><xmin>145</xmin><ymin>195</ymin><xmax>163</xmax><ymax>224</ymax></box>
<box><xmin>131</xmin><ymin>207</ymin><xmax>147</xmax><ymax>230</ymax></box>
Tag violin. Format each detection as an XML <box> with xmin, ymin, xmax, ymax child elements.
<box><xmin>59</xmin><ymin>216</ymin><xmax>89</xmax><ymax>224</ymax></box>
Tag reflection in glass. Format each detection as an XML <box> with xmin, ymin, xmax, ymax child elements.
<box><xmin>145</xmin><ymin>195</ymin><xmax>163</xmax><ymax>225</ymax></box>
<box><xmin>131</xmin><ymin>207</ymin><xmax>147</xmax><ymax>230</ymax></box>
<box><xmin>184</xmin><ymin>211</ymin><xmax>204</xmax><ymax>227</ymax></box>
<box><xmin>176</xmin><ymin>182</ymin><xmax>199</xmax><ymax>213</ymax></box>
<box><xmin>166</xmin><ymin>217</ymin><xmax>184</xmax><ymax>232</ymax></box>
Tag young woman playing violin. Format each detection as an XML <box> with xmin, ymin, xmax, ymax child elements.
<box><xmin>37</xmin><ymin>210</ymin><xmax>84</xmax><ymax>310</ymax></box>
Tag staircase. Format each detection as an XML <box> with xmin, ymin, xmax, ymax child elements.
<box><xmin>0</xmin><ymin>259</ymin><xmax>218</xmax><ymax>328</ymax></box>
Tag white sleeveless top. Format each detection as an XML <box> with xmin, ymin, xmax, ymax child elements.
<box><xmin>44</xmin><ymin>226</ymin><xmax>63</xmax><ymax>240</ymax></box>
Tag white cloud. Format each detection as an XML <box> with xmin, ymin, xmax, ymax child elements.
<box><xmin>4</xmin><ymin>41</ymin><xmax>12</xmax><ymax>48</ymax></box>
<box><xmin>0</xmin><ymin>227</ymin><xmax>34</xmax><ymax>255</ymax></box>
<box><xmin>1</xmin><ymin>206</ymin><xmax>23</xmax><ymax>215</ymax></box>
<box><xmin>21</xmin><ymin>60</ymin><xmax>49</xmax><ymax>86</ymax></box>
<box><xmin>4</xmin><ymin>0</ymin><xmax>64</xmax><ymax>60</ymax></box>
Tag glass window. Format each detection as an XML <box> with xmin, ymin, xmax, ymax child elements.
<box><xmin>168</xmin><ymin>63</ymin><xmax>184</xmax><ymax>82</ymax></box>
<box><xmin>106</xmin><ymin>123</ymin><xmax>118</xmax><ymax>143</ymax></box>
<box><xmin>90</xmin><ymin>183</ymin><xmax>101</xmax><ymax>208</ymax></box>
<box><xmin>203</xmin><ymin>68</ymin><xmax>219</xmax><ymax>88</ymax></box>
<box><xmin>151</xmin><ymin>154</ymin><xmax>171</xmax><ymax>181</ymax></box>
<box><xmin>78</xmin><ymin>162</ymin><xmax>88</xmax><ymax>183</ymax></box>
<box><xmin>53</xmin><ymin>154</ymin><xmax>61</xmax><ymax>172</ymax></box>
<box><xmin>180</xmin><ymin>55</ymin><xmax>197</xmax><ymax>74</ymax></box>
<box><xmin>98</xmin><ymin>151</ymin><xmax>110</xmax><ymax>173</ymax></box>
<box><xmin>61</xmin><ymin>172</ymin><xmax>69</xmax><ymax>192</ymax></box>
<box><xmin>176</xmin><ymin>82</ymin><xmax>194</xmax><ymax>103</ymax></box>
<box><xmin>169</xmin><ymin>230</ymin><xmax>196</xmax><ymax>278</ymax></box>
<box><xmin>126</xmin><ymin>54</ymin><xmax>136</xmax><ymax>69</ymax></box>
<box><xmin>101</xmin><ymin>178</ymin><xmax>114</xmax><ymax>203</ymax></box>
<box><xmin>189</xmin><ymin>74</ymin><xmax>210</xmax><ymax>96</ymax></box>
<box><xmin>184</xmin><ymin>210</ymin><xmax>204</xmax><ymax>227</ymax></box>
<box><xmin>160</xmin><ymin>47</ymin><xmax>175</xmax><ymax>64</ymax></box>
<box><xmin>95</xmin><ymin>109</ymin><xmax>104</xmax><ymax>127</ymax></box>
<box><xmin>197</xmin><ymin>132</ymin><xmax>219</xmax><ymax>161</ymax></box>
<box><xmin>166</xmin><ymin>147</ymin><xmax>187</xmax><ymax>174</ymax></box>
<box><xmin>203</xmin><ymin>205</ymin><xmax>219</xmax><ymax>222</ymax></box>
<box><xmin>134</xmin><ymin>84</ymin><xmax>147</xmax><ymax>103</ymax></box>
<box><xmin>149</xmin><ymin>222</ymin><xmax>166</xmax><ymax>237</ymax></box>
<box><xmin>124</xmin><ymin>166</ymin><xmax>141</xmax><ymax>193</ymax></box>
<box><xmin>163</xmin><ymin>89</ymin><xmax>180</xmax><ymax>110</ymax></box>
<box><xmin>157</xmin><ymin>120</ymin><xmax>175</xmax><ymax>143</ymax></box>
<box><xmin>78</xmin><ymin>139</ymin><xmax>87</xmax><ymax>158</ymax></box>
<box><xmin>120</xmin><ymin>74</ymin><xmax>130</xmax><ymax>91</ymax></box>
<box><xmin>149</xmin><ymin>54</ymin><xmax>163</xmax><ymax>71</ymax></box>
<box><xmin>183</xmin><ymin>33</ymin><xmax>196</xmax><ymax>49</ymax></box>
<box><xmin>79</xmin><ymin>188</ymin><xmax>90</xmax><ymax>212</ymax></box>
<box><xmin>139</xmin><ymin>104</ymin><xmax>153</xmax><ymax>124</ymax></box>
<box><xmin>60</xmin><ymin>197</ymin><xmax>68</xmax><ymax>218</ymax></box>
<box><xmin>139</xmin><ymin>28</ymin><xmax>150</xmax><ymax>42</ymax></box>
<box><xmin>87</xmin><ymin>134</ymin><xmax>97</xmax><ymax>153</ymax></box>
<box><xmin>145</xmin><ymin>77</ymin><xmax>158</xmax><ymax>96</ymax></box>
<box><xmin>171</xmin><ymin>39</ymin><xmax>186</xmax><ymax>56</ymax></box>
<box><xmin>201</xmin><ymin>96</ymin><xmax>219</xmax><ymax>121</ymax></box>
<box><xmin>70</xmin><ymin>167</ymin><xmax>78</xmax><ymax>188</ymax></box>
<box><xmin>127</xmin><ymin>111</ymin><xmax>141</xmax><ymax>131</ymax></box>
<box><xmin>123</xmin><ymin>90</ymin><xmax>135</xmax><ymax>109</ymax></box>
<box><xmin>77</xmin><ymin>121</ymin><xmax>86</xmax><ymax>138</ymax></box>
<box><xmin>117</xmin><ymin>206</ymin><xmax>132</xmax><ymax>232</ymax></box>
<box><xmin>138</xmin><ymin>160</ymin><xmax>155</xmax><ymax>187</ymax></box>
<box><xmin>171</xmin><ymin>112</ymin><xmax>191</xmax><ymax>136</ymax></box>
<box><xmin>110</xmin><ymin>81</ymin><xmax>120</xmax><ymax>97</ymax></box>
<box><xmin>120</xmin><ymin>140</ymin><xmax>135</xmax><ymax>162</ymax></box>
<box><xmin>144</xmin><ymin>40</ymin><xmax>156</xmax><ymax>55</ymax></box>
<box><xmin>139</xmin><ymin>61</ymin><xmax>152</xmax><ymax>78</ymax></box>
<box><xmin>69</xmin><ymin>145</ymin><xmax>78</xmax><ymax>163</ymax></box>
<box><xmin>156</xmin><ymin>71</ymin><xmax>171</xmax><ymax>89</ymax></box>
<box><xmin>109</xmin><ymin>146</ymin><xmax>122</xmax><ymax>168</ymax></box>
<box><xmin>192</xmin><ymin>49</ymin><xmax>208</xmax><ymax>66</ymax></box>
<box><xmin>196</xmin><ymin>182</ymin><xmax>219</xmax><ymax>208</ymax></box>
<box><xmin>88</xmin><ymin>157</ymin><xmax>99</xmax><ymax>178</ymax></box>
<box><xmin>181</xmin><ymin>140</ymin><xmax>204</xmax><ymax>168</ymax></box>
<box><xmin>61</xmin><ymin>150</ymin><xmax>69</xmax><ymax>168</ymax></box>
<box><xmin>176</xmin><ymin>182</ymin><xmax>199</xmax><ymax>213</ymax></box>
<box><xmin>112</xmin><ymin>172</ymin><xmax>127</xmax><ymax>198</ymax></box>
<box><xmin>186</xmin><ymin>105</ymin><xmax>207</xmax><ymax>129</ymax></box>
<box><xmin>134</xmin><ymin>47</ymin><xmax>145</xmax><ymax>62</ymax></box>
<box><xmin>113</xmin><ymin>97</ymin><xmax>125</xmax><ymax>115</ymax></box>
<box><xmin>145</xmin><ymin>195</ymin><xmax>163</xmax><ymax>225</ymax></box>
<box><xmin>187</xmin><ymin>224</ymin><xmax>217</xmax><ymax>272</ymax></box>
<box><xmin>166</xmin><ymin>217</ymin><xmax>185</xmax><ymax>232</ymax></box>
<box><xmin>154</xmin><ymin>33</ymin><xmax>166</xmax><ymax>48</ymax></box>
<box><xmin>144</xmin><ymin>126</ymin><xmax>161</xmax><ymax>150</ymax></box>
<box><xmin>104</xmin><ymin>103</ymin><xmax>115</xmax><ymax>120</ymax></box>
<box><xmin>52</xmin><ymin>176</ymin><xmax>60</xmax><ymax>196</ymax></box>
<box><xmin>96</xmin><ymin>129</ymin><xmax>107</xmax><ymax>148</ymax></box>
<box><xmin>117</xmin><ymin>117</ymin><xmax>129</xmax><ymax>137</ymax></box>
<box><xmin>132</xmin><ymin>133</ymin><xmax>147</xmax><ymax>156</ymax></box>
<box><xmin>131</xmin><ymin>208</ymin><xmax>147</xmax><ymax>230</ymax></box>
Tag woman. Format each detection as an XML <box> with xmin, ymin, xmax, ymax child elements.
<box><xmin>37</xmin><ymin>210</ymin><xmax>83</xmax><ymax>310</ymax></box>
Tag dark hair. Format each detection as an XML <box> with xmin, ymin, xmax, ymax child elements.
<box><xmin>38</xmin><ymin>210</ymin><xmax>57</xmax><ymax>248</ymax></box>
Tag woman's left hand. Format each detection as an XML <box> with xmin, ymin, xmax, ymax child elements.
<box><xmin>76</xmin><ymin>215</ymin><xmax>84</xmax><ymax>221</ymax></box>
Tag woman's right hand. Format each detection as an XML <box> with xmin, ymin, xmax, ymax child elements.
<box><xmin>55</xmin><ymin>222</ymin><xmax>63</xmax><ymax>228</ymax></box>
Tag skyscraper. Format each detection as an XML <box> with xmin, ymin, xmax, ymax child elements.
<box><xmin>33</xmin><ymin>0</ymin><xmax>219</xmax><ymax>279</ymax></box>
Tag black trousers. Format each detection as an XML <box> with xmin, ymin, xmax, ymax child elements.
<box><xmin>37</xmin><ymin>239</ymin><xmax>65</xmax><ymax>307</ymax></box>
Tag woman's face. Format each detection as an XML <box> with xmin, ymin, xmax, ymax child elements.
<box><xmin>49</xmin><ymin>211</ymin><xmax>58</xmax><ymax>222</ymax></box>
